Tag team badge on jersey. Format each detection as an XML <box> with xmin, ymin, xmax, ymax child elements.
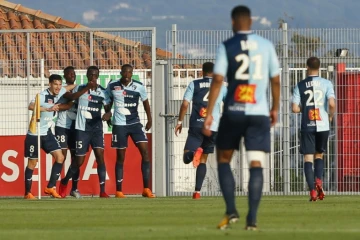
<box><xmin>88</xmin><ymin>95</ymin><xmax>92</xmax><ymax>100</ymax></box>
<box><xmin>199</xmin><ymin>107</ymin><xmax>207</xmax><ymax>117</ymax></box>
<box><xmin>48</xmin><ymin>99</ymin><xmax>53</xmax><ymax>104</ymax></box>
<box><xmin>123</xmin><ymin>91</ymin><xmax>127</xmax><ymax>96</ymax></box>
<box><xmin>308</xmin><ymin>108</ymin><xmax>322</xmax><ymax>121</ymax></box>
<box><xmin>234</xmin><ymin>84</ymin><xmax>256</xmax><ymax>104</ymax></box>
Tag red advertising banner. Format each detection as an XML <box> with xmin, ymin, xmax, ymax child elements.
<box><xmin>0</xmin><ymin>134</ymin><xmax>152</xmax><ymax>197</ymax></box>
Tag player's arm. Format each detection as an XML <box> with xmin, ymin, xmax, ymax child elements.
<box><xmin>174</xmin><ymin>100</ymin><xmax>190</xmax><ymax>136</ymax></box>
<box><xmin>143</xmin><ymin>99</ymin><xmax>152</xmax><ymax>131</ymax></box>
<box><xmin>268</xmin><ymin>43</ymin><xmax>281</xmax><ymax>126</ymax></box>
<box><xmin>28</xmin><ymin>99</ymin><xmax>57</xmax><ymax>112</ymax></box>
<box><xmin>57</xmin><ymin>101</ymin><xmax>74</xmax><ymax>111</ymax></box>
<box><xmin>175</xmin><ymin>82</ymin><xmax>193</xmax><ymax>136</ymax></box>
<box><xmin>203</xmin><ymin>44</ymin><xmax>227</xmax><ymax>136</ymax></box>
<box><xmin>328</xmin><ymin>98</ymin><xmax>335</xmax><ymax>122</ymax></box>
<box><xmin>64</xmin><ymin>81</ymin><xmax>96</xmax><ymax>100</ymax></box>
<box><xmin>102</xmin><ymin>87</ymin><xmax>113</xmax><ymax>124</ymax></box>
<box><xmin>291</xmin><ymin>85</ymin><xmax>301</xmax><ymax>113</ymax></box>
<box><xmin>64</xmin><ymin>84</ymin><xmax>76</xmax><ymax>92</ymax></box>
<box><xmin>327</xmin><ymin>82</ymin><xmax>336</xmax><ymax>122</ymax></box>
<box><xmin>138</xmin><ymin>85</ymin><xmax>152</xmax><ymax>131</ymax></box>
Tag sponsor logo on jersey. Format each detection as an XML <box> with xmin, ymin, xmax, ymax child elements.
<box><xmin>234</xmin><ymin>84</ymin><xmax>256</xmax><ymax>104</ymax></box>
<box><xmin>308</xmin><ymin>108</ymin><xmax>322</xmax><ymax>121</ymax></box>
<box><xmin>199</xmin><ymin>107</ymin><xmax>207</xmax><ymax>117</ymax></box>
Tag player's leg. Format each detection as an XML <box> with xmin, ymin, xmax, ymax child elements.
<box><xmin>112</xmin><ymin>125</ymin><xmax>128</xmax><ymax>198</ymax></box>
<box><xmin>92</xmin><ymin>129</ymin><xmax>108</xmax><ymax>198</ymax></box>
<box><xmin>215</xmin><ymin>115</ymin><xmax>242</xmax><ymax>229</ymax></box>
<box><xmin>193</xmin><ymin>131</ymin><xmax>216</xmax><ymax>199</ymax></box>
<box><xmin>244</xmin><ymin>116</ymin><xmax>271</xmax><ymax>230</ymax></box>
<box><xmin>68</xmin><ymin>127</ymin><xmax>81</xmax><ymax>197</ymax></box>
<box><xmin>42</xmin><ymin>131</ymin><xmax>64</xmax><ymax>198</ymax></box>
<box><xmin>131</xmin><ymin>123</ymin><xmax>155</xmax><ymax>198</ymax></box>
<box><xmin>59</xmin><ymin>130</ymin><xmax>89</xmax><ymax>198</ymax></box>
<box><xmin>300</xmin><ymin>131</ymin><xmax>317</xmax><ymax>201</ymax></box>
<box><xmin>314</xmin><ymin>131</ymin><xmax>329</xmax><ymax>200</ymax></box>
<box><xmin>24</xmin><ymin>134</ymin><xmax>38</xmax><ymax>199</ymax></box>
<box><xmin>183</xmin><ymin>127</ymin><xmax>204</xmax><ymax>168</ymax></box>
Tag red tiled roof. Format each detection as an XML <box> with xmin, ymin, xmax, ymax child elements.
<box><xmin>0</xmin><ymin>0</ymin><xmax>174</xmax><ymax>77</ymax></box>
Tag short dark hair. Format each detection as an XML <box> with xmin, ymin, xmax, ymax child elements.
<box><xmin>231</xmin><ymin>5</ymin><xmax>251</xmax><ymax>19</ymax></box>
<box><xmin>307</xmin><ymin>57</ymin><xmax>320</xmax><ymax>70</ymax></box>
<box><xmin>87</xmin><ymin>65</ymin><xmax>99</xmax><ymax>75</ymax></box>
<box><xmin>202</xmin><ymin>62</ymin><xmax>214</xmax><ymax>73</ymax></box>
<box><xmin>63</xmin><ymin>66</ymin><xmax>75</xmax><ymax>73</ymax></box>
<box><xmin>49</xmin><ymin>74</ymin><xmax>62</xmax><ymax>83</ymax></box>
<box><xmin>121</xmin><ymin>64</ymin><xmax>133</xmax><ymax>71</ymax></box>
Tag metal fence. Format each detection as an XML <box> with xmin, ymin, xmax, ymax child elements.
<box><xmin>0</xmin><ymin>28</ymin><xmax>156</xmax><ymax>195</ymax></box>
<box><xmin>160</xmin><ymin>23</ymin><xmax>360</xmax><ymax>196</ymax></box>
<box><xmin>0</xmin><ymin>28</ymin><xmax>156</xmax><ymax>136</ymax></box>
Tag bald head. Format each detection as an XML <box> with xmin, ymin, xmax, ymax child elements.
<box><xmin>231</xmin><ymin>5</ymin><xmax>252</xmax><ymax>32</ymax></box>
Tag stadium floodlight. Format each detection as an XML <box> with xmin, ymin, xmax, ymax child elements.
<box><xmin>336</xmin><ymin>48</ymin><xmax>349</xmax><ymax>57</ymax></box>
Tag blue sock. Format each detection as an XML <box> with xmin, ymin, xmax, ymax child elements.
<box><xmin>304</xmin><ymin>162</ymin><xmax>315</xmax><ymax>191</ymax></box>
<box><xmin>142</xmin><ymin>161</ymin><xmax>150</xmax><ymax>188</ymax></box>
<box><xmin>61</xmin><ymin>164</ymin><xmax>78</xmax><ymax>185</ymax></box>
<box><xmin>115</xmin><ymin>162</ymin><xmax>124</xmax><ymax>191</ymax></box>
<box><xmin>97</xmin><ymin>163</ymin><xmax>106</xmax><ymax>193</ymax></box>
<box><xmin>71</xmin><ymin>169</ymin><xmax>80</xmax><ymax>191</ymax></box>
<box><xmin>314</xmin><ymin>158</ymin><xmax>324</xmax><ymax>180</ymax></box>
<box><xmin>195</xmin><ymin>163</ymin><xmax>207</xmax><ymax>191</ymax></box>
<box><xmin>183</xmin><ymin>151</ymin><xmax>194</xmax><ymax>164</ymax></box>
<box><xmin>24</xmin><ymin>167</ymin><xmax>33</xmax><ymax>194</ymax></box>
<box><xmin>218</xmin><ymin>163</ymin><xmax>237</xmax><ymax>215</ymax></box>
<box><xmin>47</xmin><ymin>162</ymin><xmax>63</xmax><ymax>188</ymax></box>
<box><xmin>247</xmin><ymin>168</ymin><xmax>263</xmax><ymax>226</ymax></box>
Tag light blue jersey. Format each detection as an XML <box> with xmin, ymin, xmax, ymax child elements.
<box><xmin>183</xmin><ymin>77</ymin><xmax>227</xmax><ymax>131</ymax></box>
<box><xmin>292</xmin><ymin>76</ymin><xmax>335</xmax><ymax>132</ymax></box>
<box><xmin>106</xmin><ymin>80</ymin><xmax>147</xmax><ymax>126</ymax></box>
<box><xmin>214</xmin><ymin>32</ymin><xmax>280</xmax><ymax>117</ymax></box>
<box><xmin>73</xmin><ymin>84</ymin><xmax>111</xmax><ymax>131</ymax></box>
<box><xmin>55</xmin><ymin>84</ymin><xmax>77</xmax><ymax>129</ymax></box>
<box><xmin>28</xmin><ymin>87</ymin><xmax>66</xmax><ymax>136</ymax></box>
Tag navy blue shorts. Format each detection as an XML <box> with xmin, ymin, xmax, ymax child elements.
<box><xmin>184</xmin><ymin>127</ymin><xmax>216</xmax><ymax>154</ymax></box>
<box><xmin>111</xmin><ymin>123</ymin><xmax>148</xmax><ymax>149</ymax></box>
<box><xmin>55</xmin><ymin>125</ymin><xmax>76</xmax><ymax>150</ymax></box>
<box><xmin>216</xmin><ymin>114</ymin><xmax>271</xmax><ymax>152</ymax></box>
<box><xmin>300</xmin><ymin>131</ymin><xmax>329</xmax><ymax>154</ymax></box>
<box><xmin>24</xmin><ymin>130</ymin><xmax>61</xmax><ymax>159</ymax></box>
<box><xmin>75</xmin><ymin>129</ymin><xmax>104</xmax><ymax>156</ymax></box>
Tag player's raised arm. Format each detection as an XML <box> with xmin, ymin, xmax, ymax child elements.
<box><xmin>63</xmin><ymin>81</ymin><xmax>97</xmax><ymax>100</ymax></box>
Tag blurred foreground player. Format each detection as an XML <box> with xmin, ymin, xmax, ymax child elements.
<box><xmin>203</xmin><ymin>5</ymin><xmax>280</xmax><ymax>230</ymax></box>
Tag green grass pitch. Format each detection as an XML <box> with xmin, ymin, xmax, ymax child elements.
<box><xmin>0</xmin><ymin>196</ymin><xmax>359</xmax><ymax>240</ymax></box>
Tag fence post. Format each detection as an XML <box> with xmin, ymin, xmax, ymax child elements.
<box><xmin>282</xmin><ymin>22</ymin><xmax>291</xmax><ymax>194</ymax></box>
<box><xmin>154</xmin><ymin>60</ymin><xmax>168</xmax><ymax>197</ymax></box>
<box><xmin>26</xmin><ymin>32</ymin><xmax>31</xmax><ymax>122</ymax></box>
<box><xmin>90</xmin><ymin>31</ymin><xmax>94</xmax><ymax>65</ymax></box>
<box><xmin>172</xmin><ymin>24</ymin><xmax>177</xmax><ymax>59</ymax></box>
<box><xmin>151</xmin><ymin>27</ymin><xmax>157</xmax><ymax>193</ymax></box>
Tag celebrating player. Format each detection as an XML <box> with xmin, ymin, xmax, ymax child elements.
<box><xmin>106</xmin><ymin>64</ymin><xmax>154</xmax><ymax>198</ymax></box>
<box><xmin>59</xmin><ymin>66</ymin><xmax>112</xmax><ymax>198</ymax></box>
<box><xmin>174</xmin><ymin>62</ymin><xmax>227</xmax><ymax>199</ymax></box>
<box><xmin>292</xmin><ymin>57</ymin><xmax>336</xmax><ymax>201</ymax></box>
<box><xmin>55</xmin><ymin>66</ymin><xmax>82</xmax><ymax>198</ymax></box>
<box><xmin>24</xmin><ymin>74</ymin><xmax>75</xmax><ymax>199</ymax></box>
<box><xmin>202</xmin><ymin>5</ymin><xmax>280</xmax><ymax>230</ymax></box>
